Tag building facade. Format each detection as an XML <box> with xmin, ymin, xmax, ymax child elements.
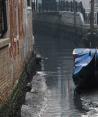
<box><xmin>95</xmin><ymin>0</ymin><xmax>98</xmax><ymax>24</ymax></box>
<box><xmin>0</xmin><ymin>0</ymin><xmax>34</xmax><ymax>104</ymax></box>
<box><xmin>75</xmin><ymin>0</ymin><xmax>98</xmax><ymax>24</ymax></box>
<box><xmin>67</xmin><ymin>0</ymin><xmax>98</xmax><ymax>24</ymax></box>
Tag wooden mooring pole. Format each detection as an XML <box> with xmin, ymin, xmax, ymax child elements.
<box><xmin>83</xmin><ymin>0</ymin><xmax>97</xmax><ymax>48</ymax></box>
<box><xmin>85</xmin><ymin>0</ymin><xmax>97</xmax><ymax>48</ymax></box>
<box><xmin>73</xmin><ymin>0</ymin><xmax>76</xmax><ymax>29</ymax></box>
<box><xmin>90</xmin><ymin>0</ymin><xmax>95</xmax><ymax>33</ymax></box>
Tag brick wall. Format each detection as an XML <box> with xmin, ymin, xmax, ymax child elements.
<box><xmin>0</xmin><ymin>37</ymin><xmax>34</xmax><ymax>104</ymax></box>
<box><xmin>0</xmin><ymin>46</ymin><xmax>11</xmax><ymax>104</ymax></box>
<box><xmin>0</xmin><ymin>0</ymin><xmax>34</xmax><ymax>104</ymax></box>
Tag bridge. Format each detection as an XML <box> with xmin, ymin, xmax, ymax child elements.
<box><xmin>33</xmin><ymin>12</ymin><xmax>98</xmax><ymax>35</ymax></box>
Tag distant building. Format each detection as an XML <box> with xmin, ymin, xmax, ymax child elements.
<box><xmin>75</xmin><ymin>0</ymin><xmax>98</xmax><ymax>24</ymax></box>
<box><xmin>42</xmin><ymin>0</ymin><xmax>57</xmax><ymax>11</ymax></box>
<box><xmin>95</xmin><ymin>0</ymin><xmax>98</xmax><ymax>24</ymax></box>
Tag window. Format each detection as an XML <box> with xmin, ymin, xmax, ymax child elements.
<box><xmin>0</xmin><ymin>0</ymin><xmax>7</xmax><ymax>38</ymax></box>
<box><xmin>0</xmin><ymin>0</ymin><xmax>2</xmax><ymax>36</ymax></box>
<box><xmin>27</xmin><ymin>0</ymin><xmax>31</xmax><ymax>6</ymax></box>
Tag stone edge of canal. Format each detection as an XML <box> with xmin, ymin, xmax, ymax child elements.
<box><xmin>0</xmin><ymin>52</ymin><xmax>37</xmax><ymax>117</ymax></box>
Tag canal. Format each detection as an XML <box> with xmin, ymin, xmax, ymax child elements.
<box><xmin>34</xmin><ymin>32</ymin><xmax>98</xmax><ymax>117</ymax></box>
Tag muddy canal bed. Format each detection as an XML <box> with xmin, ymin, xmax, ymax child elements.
<box><xmin>21</xmin><ymin>72</ymin><xmax>48</xmax><ymax>117</ymax></box>
<box><xmin>22</xmin><ymin>33</ymin><xmax>98</xmax><ymax>117</ymax></box>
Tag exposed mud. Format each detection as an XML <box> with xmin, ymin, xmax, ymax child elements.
<box><xmin>21</xmin><ymin>72</ymin><xmax>48</xmax><ymax>117</ymax></box>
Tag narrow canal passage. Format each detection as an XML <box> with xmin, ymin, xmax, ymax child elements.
<box><xmin>35</xmin><ymin>33</ymin><xmax>85</xmax><ymax>117</ymax></box>
<box><xmin>34</xmin><ymin>32</ymin><xmax>98</xmax><ymax>117</ymax></box>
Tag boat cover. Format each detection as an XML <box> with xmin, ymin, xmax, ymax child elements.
<box><xmin>73</xmin><ymin>48</ymin><xmax>97</xmax><ymax>75</ymax></box>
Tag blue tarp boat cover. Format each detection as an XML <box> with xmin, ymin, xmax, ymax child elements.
<box><xmin>73</xmin><ymin>48</ymin><xmax>97</xmax><ymax>75</ymax></box>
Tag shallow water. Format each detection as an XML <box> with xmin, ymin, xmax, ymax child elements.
<box><xmin>35</xmin><ymin>33</ymin><xmax>98</xmax><ymax>117</ymax></box>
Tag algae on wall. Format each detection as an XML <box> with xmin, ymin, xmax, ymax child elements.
<box><xmin>0</xmin><ymin>54</ymin><xmax>36</xmax><ymax>117</ymax></box>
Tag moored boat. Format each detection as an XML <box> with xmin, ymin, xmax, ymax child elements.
<box><xmin>72</xmin><ymin>48</ymin><xmax>98</xmax><ymax>89</ymax></box>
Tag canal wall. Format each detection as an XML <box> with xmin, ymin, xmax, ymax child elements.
<box><xmin>0</xmin><ymin>0</ymin><xmax>36</xmax><ymax>117</ymax></box>
<box><xmin>0</xmin><ymin>37</ymin><xmax>36</xmax><ymax>117</ymax></box>
<box><xmin>0</xmin><ymin>38</ymin><xmax>34</xmax><ymax>103</ymax></box>
<box><xmin>0</xmin><ymin>4</ymin><xmax>34</xmax><ymax>104</ymax></box>
<box><xmin>0</xmin><ymin>52</ymin><xmax>36</xmax><ymax>117</ymax></box>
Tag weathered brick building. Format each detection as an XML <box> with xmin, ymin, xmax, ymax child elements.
<box><xmin>0</xmin><ymin>0</ymin><xmax>34</xmax><ymax>104</ymax></box>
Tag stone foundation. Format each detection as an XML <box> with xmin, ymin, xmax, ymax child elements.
<box><xmin>0</xmin><ymin>52</ymin><xmax>36</xmax><ymax>117</ymax></box>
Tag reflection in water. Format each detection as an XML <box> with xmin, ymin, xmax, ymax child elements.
<box><xmin>35</xmin><ymin>34</ymin><xmax>98</xmax><ymax>117</ymax></box>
